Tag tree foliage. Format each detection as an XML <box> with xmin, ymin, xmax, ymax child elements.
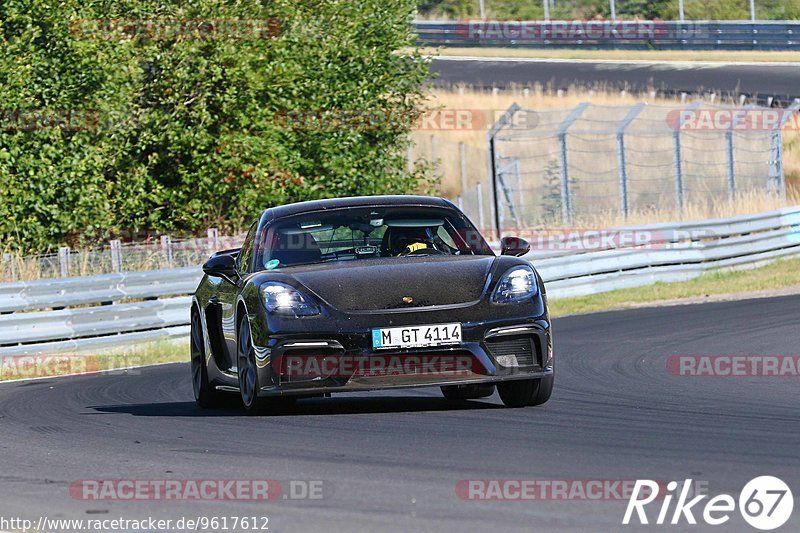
<box><xmin>0</xmin><ymin>0</ymin><xmax>432</xmax><ymax>252</ymax></box>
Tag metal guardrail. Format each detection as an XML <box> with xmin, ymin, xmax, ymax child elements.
<box><xmin>529</xmin><ymin>206</ymin><xmax>800</xmax><ymax>297</ymax></box>
<box><xmin>413</xmin><ymin>20</ymin><xmax>800</xmax><ymax>50</ymax></box>
<box><xmin>0</xmin><ymin>267</ymin><xmax>200</xmax><ymax>313</ymax></box>
<box><xmin>0</xmin><ymin>268</ymin><xmax>201</xmax><ymax>356</ymax></box>
<box><xmin>0</xmin><ymin>206</ymin><xmax>799</xmax><ymax>355</ymax></box>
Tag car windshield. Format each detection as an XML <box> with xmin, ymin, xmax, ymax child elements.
<box><xmin>255</xmin><ymin>206</ymin><xmax>493</xmax><ymax>269</ymax></box>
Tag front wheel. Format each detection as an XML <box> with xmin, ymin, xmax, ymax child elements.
<box><xmin>497</xmin><ymin>373</ymin><xmax>554</xmax><ymax>408</ymax></box>
<box><xmin>237</xmin><ymin>317</ymin><xmax>296</xmax><ymax>414</ymax></box>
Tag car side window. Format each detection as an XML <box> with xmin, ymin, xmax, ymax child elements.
<box><xmin>238</xmin><ymin>223</ymin><xmax>257</xmax><ymax>274</ymax></box>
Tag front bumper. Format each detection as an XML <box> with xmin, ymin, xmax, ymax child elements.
<box><xmin>251</xmin><ymin>314</ymin><xmax>553</xmax><ymax>397</ymax></box>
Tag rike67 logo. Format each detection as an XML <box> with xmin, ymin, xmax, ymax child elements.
<box><xmin>623</xmin><ymin>477</ymin><xmax>793</xmax><ymax>530</ymax></box>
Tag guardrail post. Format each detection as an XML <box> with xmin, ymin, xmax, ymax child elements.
<box><xmin>110</xmin><ymin>240</ymin><xmax>122</xmax><ymax>273</ymax></box>
<box><xmin>207</xmin><ymin>228</ymin><xmax>219</xmax><ymax>255</ymax></box>
<box><xmin>58</xmin><ymin>247</ymin><xmax>71</xmax><ymax>278</ymax></box>
<box><xmin>161</xmin><ymin>235</ymin><xmax>173</xmax><ymax>268</ymax></box>
<box><xmin>616</xmin><ymin>103</ymin><xmax>645</xmax><ymax>220</ymax></box>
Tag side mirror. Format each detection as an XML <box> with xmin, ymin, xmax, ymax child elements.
<box><xmin>500</xmin><ymin>236</ymin><xmax>531</xmax><ymax>257</ymax></box>
<box><xmin>202</xmin><ymin>254</ymin><xmax>239</xmax><ymax>283</ymax></box>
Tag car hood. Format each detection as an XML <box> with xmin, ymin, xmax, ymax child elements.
<box><xmin>287</xmin><ymin>255</ymin><xmax>497</xmax><ymax>312</ymax></box>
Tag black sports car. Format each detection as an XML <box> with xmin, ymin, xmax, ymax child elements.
<box><xmin>191</xmin><ymin>195</ymin><xmax>553</xmax><ymax>412</ymax></box>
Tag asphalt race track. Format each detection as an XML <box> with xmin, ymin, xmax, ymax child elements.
<box><xmin>430</xmin><ymin>57</ymin><xmax>800</xmax><ymax>102</ymax></box>
<box><xmin>1</xmin><ymin>295</ymin><xmax>799</xmax><ymax>532</ymax></box>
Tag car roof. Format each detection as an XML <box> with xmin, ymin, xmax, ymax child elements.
<box><xmin>258</xmin><ymin>195</ymin><xmax>455</xmax><ymax>225</ymax></box>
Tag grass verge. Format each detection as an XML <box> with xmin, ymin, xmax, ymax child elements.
<box><xmin>422</xmin><ymin>47</ymin><xmax>800</xmax><ymax>63</ymax></box>
<box><xmin>548</xmin><ymin>256</ymin><xmax>800</xmax><ymax>317</ymax></box>
<box><xmin>0</xmin><ymin>339</ymin><xmax>188</xmax><ymax>382</ymax></box>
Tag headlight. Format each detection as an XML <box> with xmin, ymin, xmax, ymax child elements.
<box><xmin>491</xmin><ymin>265</ymin><xmax>538</xmax><ymax>304</ymax></box>
<box><xmin>261</xmin><ymin>282</ymin><xmax>320</xmax><ymax>316</ymax></box>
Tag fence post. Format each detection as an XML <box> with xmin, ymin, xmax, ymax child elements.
<box><xmin>459</xmin><ymin>141</ymin><xmax>467</xmax><ymax>195</ymax></box>
<box><xmin>616</xmin><ymin>103</ymin><xmax>645</xmax><ymax>220</ymax></box>
<box><xmin>58</xmin><ymin>247</ymin><xmax>71</xmax><ymax>278</ymax></box>
<box><xmin>487</xmin><ymin>103</ymin><xmax>522</xmax><ymax>238</ymax></box>
<box><xmin>161</xmin><ymin>235</ymin><xmax>173</xmax><ymax>268</ymax></box>
<box><xmin>406</xmin><ymin>143</ymin><xmax>413</xmax><ymax>173</ymax></box>
<box><xmin>2</xmin><ymin>253</ymin><xmax>15</xmax><ymax>282</ymax></box>
<box><xmin>496</xmin><ymin>157</ymin><xmax>521</xmax><ymax>230</ymax></box>
<box><xmin>673</xmin><ymin>131</ymin><xmax>685</xmax><ymax>213</ymax></box>
<box><xmin>672</xmin><ymin>102</ymin><xmax>700</xmax><ymax>214</ymax></box>
<box><xmin>556</xmin><ymin>103</ymin><xmax>590</xmax><ymax>225</ymax></box>
<box><xmin>770</xmin><ymin>99</ymin><xmax>800</xmax><ymax>199</ymax></box>
<box><xmin>110</xmin><ymin>240</ymin><xmax>122</xmax><ymax>273</ymax></box>
<box><xmin>725</xmin><ymin>130</ymin><xmax>736</xmax><ymax>200</ymax></box>
<box><xmin>476</xmin><ymin>181</ymin><xmax>485</xmax><ymax>232</ymax></box>
<box><xmin>430</xmin><ymin>135</ymin><xmax>438</xmax><ymax>177</ymax></box>
<box><xmin>207</xmin><ymin>228</ymin><xmax>219</xmax><ymax>255</ymax></box>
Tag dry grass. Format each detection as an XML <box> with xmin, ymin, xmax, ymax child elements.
<box><xmin>419</xmin><ymin>47</ymin><xmax>800</xmax><ymax>63</ymax></box>
<box><xmin>413</xmin><ymin>85</ymin><xmax>800</xmax><ymax>226</ymax></box>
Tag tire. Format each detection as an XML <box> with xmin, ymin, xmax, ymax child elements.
<box><xmin>441</xmin><ymin>383</ymin><xmax>495</xmax><ymax>400</ymax></box>
<box><xmin>237</xmin><ymin>316</ymin><xmax>296</xmax><ymax>414</ymax></box>
<box><xmin>527</xmin><ymin>372</ymin><xmax>554</xmax><ymax>406</ymax></box>
<box><xmin>191</xmin><ymin>310</ymin><xmax>225</xmax><ymax>408</ymax></box>
<box><xmin>497</xmin><ymin>372</ymin><xmax>554</xmax><ymax>408</ymax></box>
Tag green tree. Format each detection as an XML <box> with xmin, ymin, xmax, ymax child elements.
<box><xmin>0</xmin><ymin>0</ymin><xmax>432</xmax><ymax>253</ymax></box>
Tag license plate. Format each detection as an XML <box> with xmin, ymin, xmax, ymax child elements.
<box><xmin>372</xmin><ymin>323</ymin><xmax>462</xmax><ymax>350</ymax></box>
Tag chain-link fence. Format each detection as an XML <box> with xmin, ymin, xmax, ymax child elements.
<box><xmin>1</xmin><ymin>231</ymin><xmax>245</xmax><ymax>282</ymax></box>
<box><xmin>487</xmin><ymin>100</ymin><xmax>800</xmax><ymax>231</ymax></box>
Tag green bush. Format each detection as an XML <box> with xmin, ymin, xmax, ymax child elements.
<box><xmin>0</xmin><ymin>0</ymin><xmax>432</xmax><ymax>253</ymax></box>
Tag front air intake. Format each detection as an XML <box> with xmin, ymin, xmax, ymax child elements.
<box><xmin>484</xmin><ymin>335</ymin><xmax>540</xmax><ymax>369</ymax></box>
